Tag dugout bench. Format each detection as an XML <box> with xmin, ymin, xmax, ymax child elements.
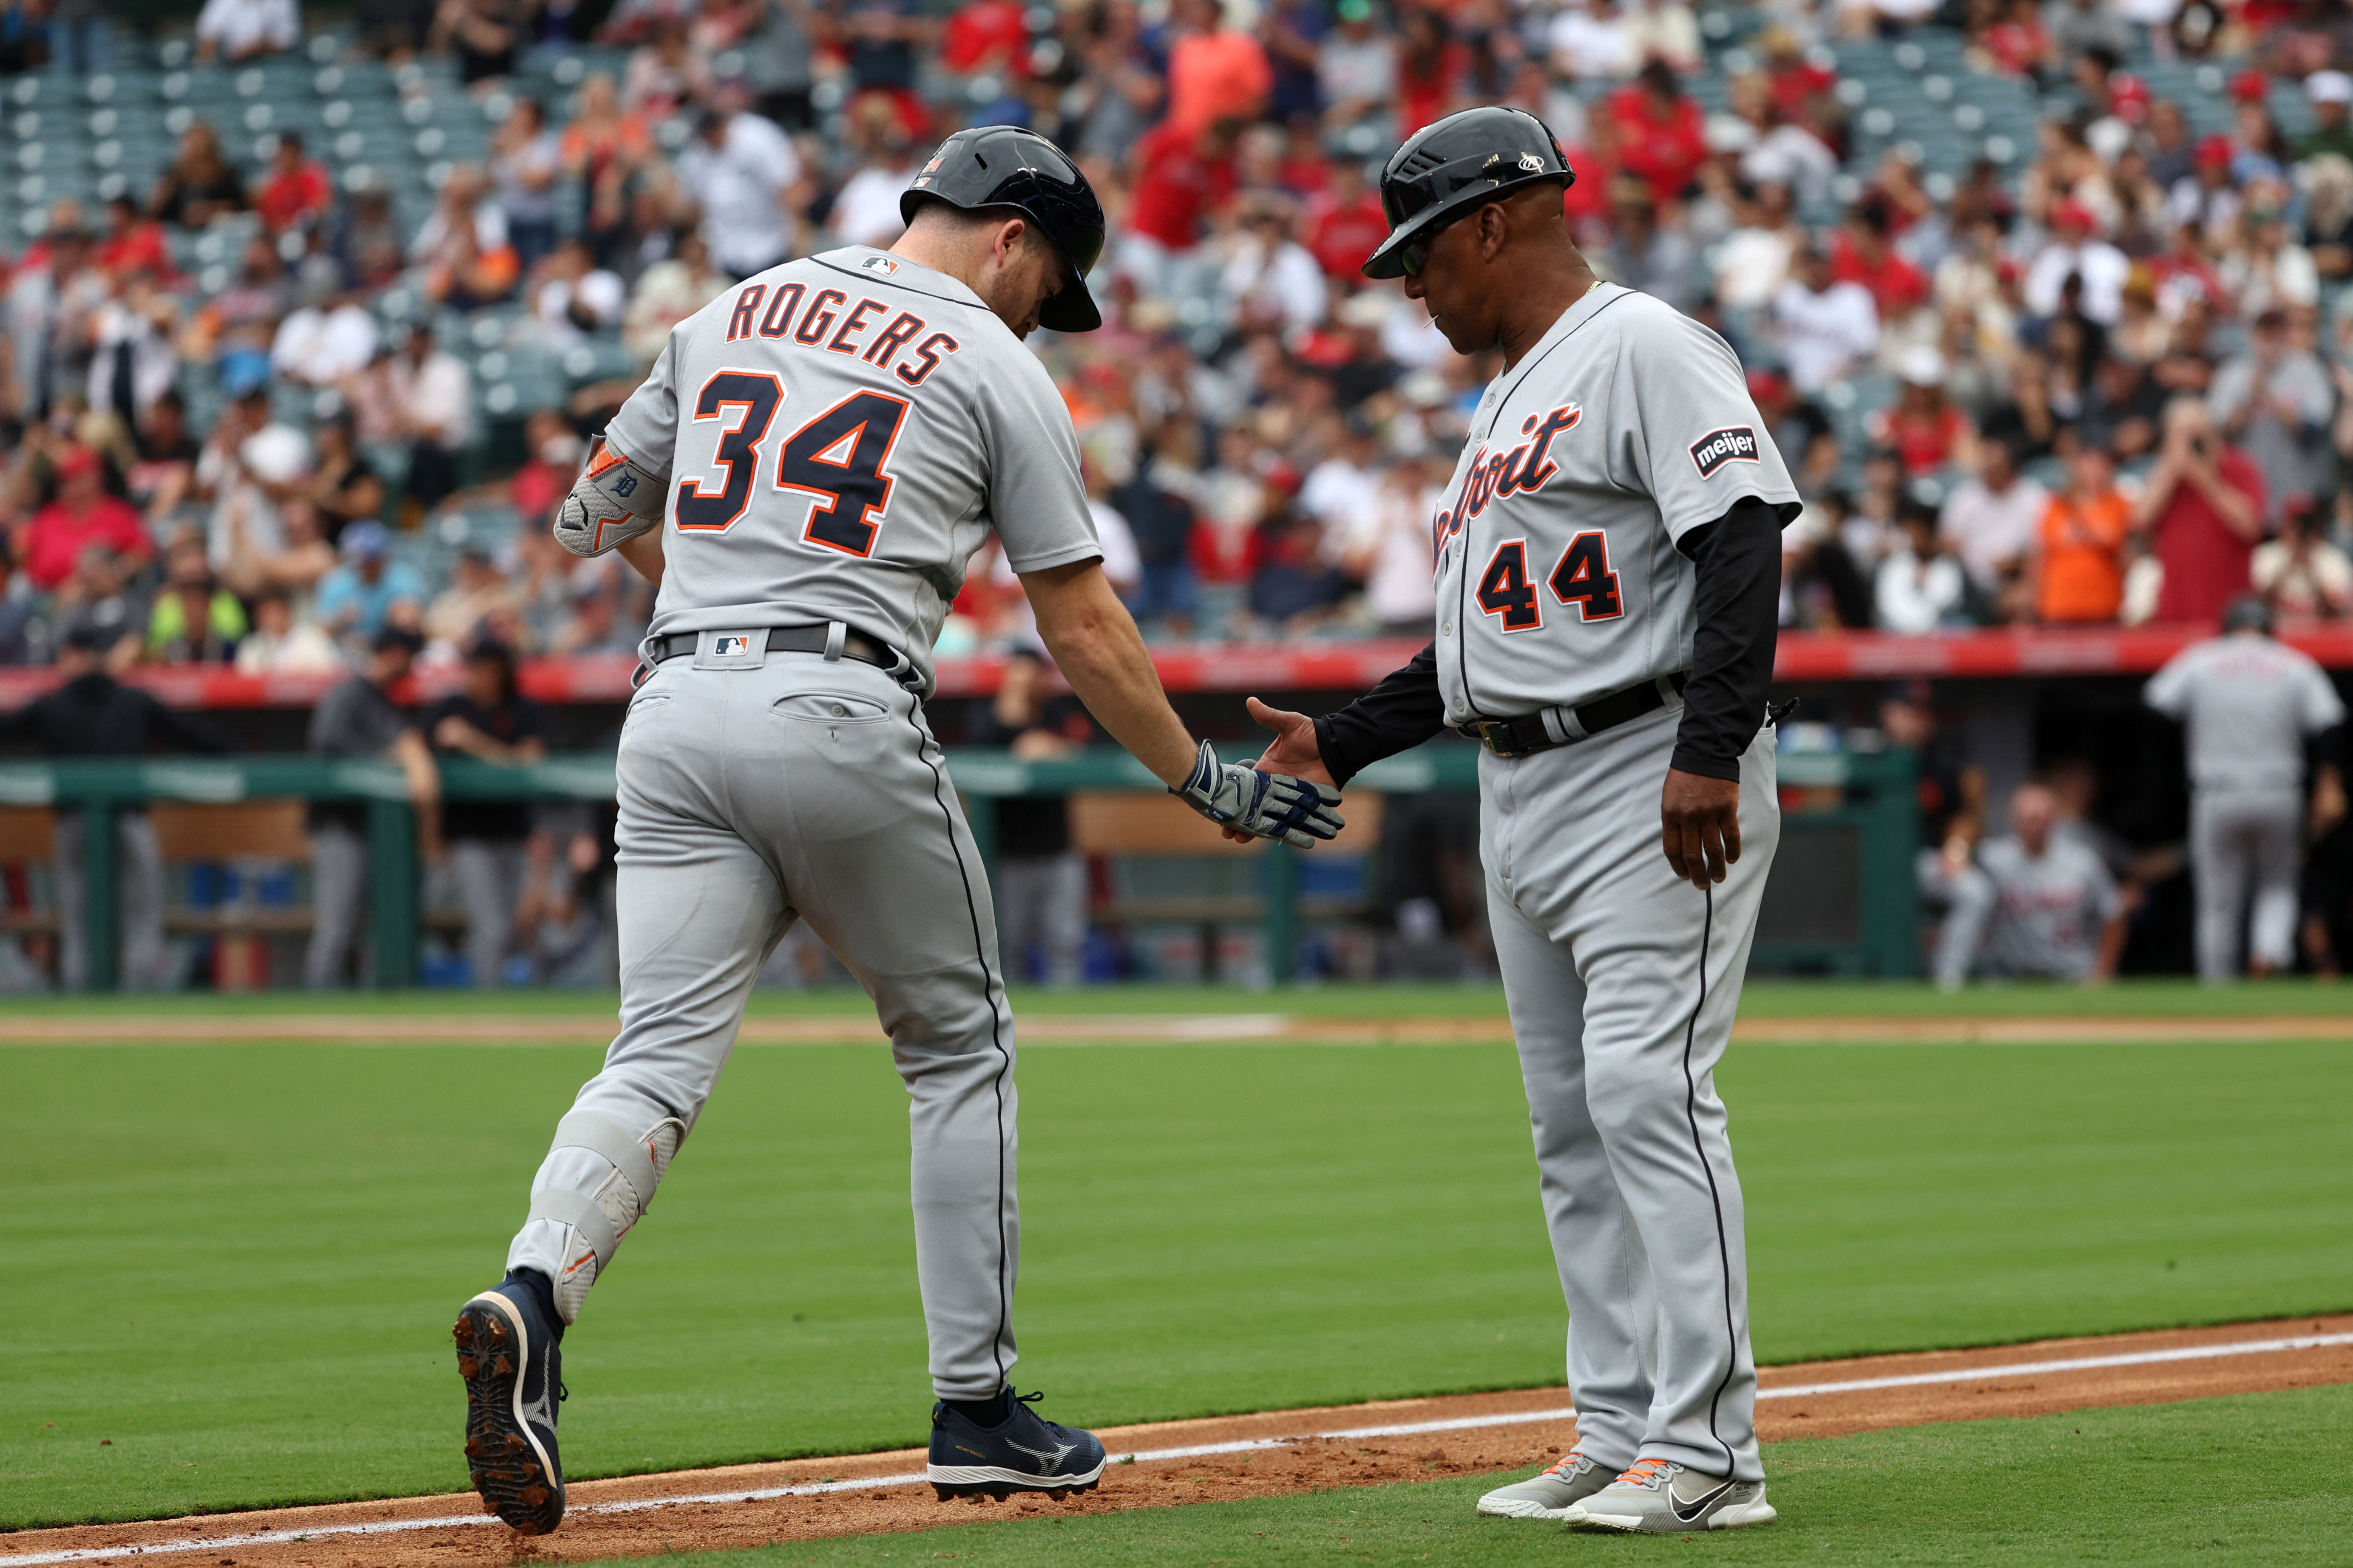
<box><xmin>0</xmin><ymin>740</ymin><xmax>1918</xmax><ymax>990</ymax></box>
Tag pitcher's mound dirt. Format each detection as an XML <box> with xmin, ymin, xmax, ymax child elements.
<box><xmin>6</xmin><ymin>1315</ymin><xmax>2349</xmax><ymax>1568</ymax></box>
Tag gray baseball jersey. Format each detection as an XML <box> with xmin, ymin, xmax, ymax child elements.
<box><xmin>1430</xmin><ymin>284</ymin><xmax>1799</xmax><ymax>725</ymax></box>
<box><xmin>602</xmin><ymin>245</ymin><xmax>1104</xmax><ymax>693</ymax></box>
<box><xmin>1974</xmin><ymin>834</ymin><xmax>2120</xmax><ymax>980</ymax></box>
<box><xmin>2143</xmin><ymin>634</ymin><xmax>2344</xmax><ymax>793</ymax></box>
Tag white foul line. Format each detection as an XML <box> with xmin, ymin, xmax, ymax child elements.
<box><xmin>7</xmin><ymin>1333</ymin><xmax>2347</xmax><ymax>1565</ymax></box>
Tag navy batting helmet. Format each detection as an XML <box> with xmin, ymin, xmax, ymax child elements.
<box><xmin>901</xmin><ymin>126</ymin><xmax>1106</xmax><ymax>333</ymax></box>
<box><xmin>2222</xmin><ymin>594</ymin><xmax>2275</xmax><ymax>635</ymax></box>
<box><xmin>1361</xmin><ymin>106</ymin><xmax>1574</xmax><ymax>281</ymax></box>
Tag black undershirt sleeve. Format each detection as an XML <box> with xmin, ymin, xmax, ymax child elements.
<box><xmin>1669</xmin><ymin>495</ymin><xmax>1789</xmax><ymax>782</ymax></box>
<box><xmin>1312</xmin><ymin>641</ymin><xmax>1446</xmax><ymax>789</ymax></box>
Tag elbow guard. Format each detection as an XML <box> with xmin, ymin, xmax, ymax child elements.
<box><xmin>554</xmin><ymin>438</ymin><xmax>667</xmax><ymax>557</ymax></box>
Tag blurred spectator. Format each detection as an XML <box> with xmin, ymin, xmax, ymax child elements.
<box><xmin>16</xmin><ymin>444</ymin><xmax>152</xmax><ymax>592</ymax></box>
<box><xmin>196</xmin><ymin>385</ymin><xmax>308</xmax><ymax>579</ymax></box>
<box><xmin>1876</xmin><ymin>499</ymin><xmax>1970</xmax><ymax>632</ymax></box>
<box><xmin>550</xmin><ymin>557</ymin><xmax>638</xmax><ymax>654</ymax></box>
<box><xmin>830</xmin><ymin>101</ymin><xmax>921</xmax><ymax>249</ymax></box>
<box><xmin>1869</xmin><ymin>347</ymin><xmax>1978</xmax><ymax>476</ymax></box>
<box><xmin>148</xmin><ymin>122</ymin><xmax>247</xmax><ymax>229</ymax></box>
<box><xmin>194</xmin><ymin>0</ymin><xmax>300</xmax><ymax>64</ymax></box>
<box><xmin>1219</xmin><ymin>194</ymin><xmax>1326</xmax><ymax>333</ymax></box>
<box><xmin>413</xmin><ymin>164</ymin><xmax>521</xmax><ymax>310</ymax></box>
<box><xmin>494</xmin><ymin>98</ymin><xmax>565</xmax><ymax>270</ymax></box>
<box><xmin>1550</xmin><ymin>0</ymin><xmax>1636</xmax><ymax>85</ymax></box>
<box><xmin>1316</xmin><ymin>0</ymin><xmax>1394</xmax><ymax>129</ymax></box>
<box><xmin>1119</xmin><ymin>116</ymin><xmax>1241</xmax><ymax>299</ymax></box>
<box><xmin>334</xmin><ymin>187</ymin><xmax>411</xmax><ymax>291</ymax></box>
<box><xmin>2137</xmin><ymin>397</ymin><xmax>2266</xmax><ymax>623</ymax></box>
<box><xmin>677</xmin><ymin>103</ymin><xmax>806</xmax><ymax>280</ymax></box>
<box><xmin>1245</xmin><ymin>506</ymin><xmax>1348</xmax><ymax>632</ymax></box>
<box><xmin>145</xmin><ymin>542</ymin><xmax>247</xmax><ymax>664</ymax></box>
<box><xmin>1331</xmin><ymin>451</ymin><xmax>1441</xmax><ymax>637</ymax></box>
<box><xmin>298</xmin><ymin>415</ymin><xmax>386</xmax><ymax>544</ymax></box>
<box><xmin>2301</xmin><ymin>71</ymin><xmax>2353</xmax><ymax>162</ymax></box>
<box><xmin>508</xmin><ymin>409</ymin><xmax>585</xmax><ymax>527</ymax></box>
<box><xmin>623</xmin><ymin>231</ymin><xmax>730</xmax><ymax>364</ymax></box>
<box><xmin>2252</xmin><ymin>497</ymin><xmax>2353</xmax><ymax>618</ymax></box>
<box><xmin>234</xmin><ymin>589</ymin><xmax>343</xmax><ymax>674</ymax></box>
<box><xmin>427</xmin><ymin>547</ymin><xmax>522</xmax><ymax>652</ymax></box>
<box><xmin>1771</xmin><ymin>243</ymin><xmax>1878</xmax><ymax>393</ymax></box>
<box><xmin>1164</xmin><ymin>0</ymin><xmax>1271</xmax><ymax>132</ymax></box>
<box><xmin>967</xmin><ymin>649</ymin><xmax>1090</xmax><ymax>985</ymax></box>
<box><xmin>0</xmin><ymin>621</ymin><xmax>226</xmax><ymax>990</ymax></box>
<box><xmin>54</xmin><ymin>546</ymin><xmax>150</xmax><ymax>671</ymax></box>
<box><xmin>1610</xmin><ymin>59</ymin><xmax>1709</xmax><ymax>205</ymax></box>
<box><xmin>429</xmin><ymin>0</ymin><xmax>523</xmax><ymax>83</ymax></box>
<box><xmin>2033</xmin><ymin>443</ymin><xmax>2131</xmax><ymax>624</ymax></box>
<box><xmin>1939</xmin><ymin>437</ymin><xmax>2045</xmax><ymax>618</ymax></box>
<box><xmin>1601</xmin><ymin>181</ymin><xmax>1697</xmax><ymax>311</ymax></box>
<box><xmin>317</xmin><ymin>521</ymin><xmax>428</xmax><ymax>651</ymax></box>
<box><xmin>270</xmin><ymin>277</ymin><xmax>380</xmax><ymax>388</ymax></box>
<box><xmin>386</xmin><ymin>321</ymin><xmax>475</xmax><ymax>512</ymax></box>
<box><xmin>305</xmin><ymin>626</ymin><xmax>438</xmax><ymax>988</ymax></box>
<box><xmin>255</xmin><ymin>133</ymin><xmax>334</xmax><ymax>236</ymax></box>
<box><xmin>94</xmin><ymin>195</ymin><xmax>173</xmax><ymax>283</ymax></box>
<box><xmin>126</xmin><ymin>391</ymin><xmax>200</xmax><ymax>525</ymax></box>
<box><xmin>534</xmin><ymin>239</ymin><xmax>627</xmax><ymax>348</ymax></box>
<box><xmin>2208</xmin><ymin>307</ymin><xmax>2331</xmax><ymax>525</ymax></box>
<box><xmin>2024</xmin><ymin>200</ymin><xmax>2129</xmax><ymax>324</ymax></box>
<box><xmin>425</xmin><ymin>639</ymin><xmax>548</xmax><ymax>986</ymax></box>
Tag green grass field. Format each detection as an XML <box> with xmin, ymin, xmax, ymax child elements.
<box><xmin>2</xmin><ymin>982</ymin><xmax>2349</xmax><ymax>1534</ymax></box>
<box><xmin>572</xmin><ymin>1386</ymin><xmax>2353</xmax><ymax>1568</ymax></box>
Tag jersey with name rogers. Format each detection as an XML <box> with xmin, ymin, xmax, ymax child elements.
<box><xmin>601</xmin><ymin>245</ymin><xmax>1104</xmax><ymax>695</ymax></box>
<box><xmin>1430</xmin><ymin>283</ymin><xmax>1799</xmax><ymax>726</ymax></box>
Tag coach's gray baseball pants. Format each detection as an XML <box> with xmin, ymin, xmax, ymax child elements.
<box><xmin>505</xmin><ymin>640</ymin><xmax>1020</xmax><ymax>1399</ymax></box>
<box><xmin>1481</xmin><ymin>705</ymin><xmax>1779</xmax><ymax>1485</ymax></box>
<box><xmin>2190</xmin><ymin>787</ymin><xmax>2303</xmax><ymax>981</ymax></box>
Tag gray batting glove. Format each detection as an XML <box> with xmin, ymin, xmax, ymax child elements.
<box><xmin>554</xmin><ymin>439</ymin><xmax>668</xmax><ymax>557</ymax></box>
<box><xmin>1171</xmin><ymin>739</ymin><xmax>1344</xmax><ymax>848</ymax></box>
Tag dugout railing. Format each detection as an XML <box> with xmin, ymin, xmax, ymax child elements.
<box><xmin>0</xmin><ymin>741</ymin><xmax>1919</xmax><ymax>989</ymax></box>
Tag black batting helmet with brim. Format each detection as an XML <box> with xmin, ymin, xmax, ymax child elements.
<box><xmin>1362</xmin><ymin>105</ymin><xmax>1575</xmax><ymax>281</ymax></box>
<box><xmin>901</xmin><ymin>125</ymin><xmax>1107</xmax><ymax>333</ymax></box>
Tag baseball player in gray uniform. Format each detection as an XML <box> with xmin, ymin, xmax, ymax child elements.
<box><xmin>2145</xmin><ymin>596</ymin><xmax>2345</xmax><ymax>981</ymax></box>
<box><xmin>448</xmin><ymin>128</ymin><xmax>1341</xmax><ymax>1536</ymax></box>
<box><xmin>1933</xmin><ymin>781</ymin><xmax>2125</xmax><ymax>984</ymax></box>
<box><xmin>1246</xmin><ymin>108</ymin><xmax>1794</xmax><ymax>1532</ymax></box>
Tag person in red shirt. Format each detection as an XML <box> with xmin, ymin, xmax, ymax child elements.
<box><xmin>1394</xmin><ymin>6</ymin><xmax>1464</xmax><ymax>138</ymax></box>
<box><xmin>1163</xmin><ymin>0</ymin><xmax>1270</xmax><ymax>133</ymax></box>
<box><xmin>939</xmin><ymin>0</ymin><xmax>1028</xmax><ymax>74</ymax></box>
<box><xmin>2137</xmin><ymin>397</ymin><xmax>2268</xmax><ymax>623</ymax></box>
<box><xmin>95</xmin><ymin>195</ymin><xmax>173</xmax><ymax>281</ymax></box>
<box><xmin>253</xmin><ymin>132</ymin><xmax>334</xmax><ymax>233</ymax></box>
<box><xmin>1831</xmin><ymin>198</ymin><xmax>1929</xmax><ymax>322</ymax></box>
<box><xmin>16</xmin><ymin>446</ymin><xmax>154</xmax><ymax>591</ymax></box>
<box><xmin>1302</xmin><ymin>157</ymin><xmax>1388</xmax><ymax>280</ymax></box>
<box><xmin>1606</xmin><ymin>59</ymin><xmax>1708</xmax><ymax>204</ymax></box>
<box><xmin>1120</xmin><ymin>115</ymin><xmax>1241</xmax><ymax>292</ymax></box>
<box><xmin>1869</xmin><ymin>347</ymin><xmax>1980</xmax><ymax>476</ymax></box>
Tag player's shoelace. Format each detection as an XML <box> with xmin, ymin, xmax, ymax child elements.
<box><xmin>1613</xmin><ymin>1457</ymin><xmax>1671</xmax><ymax>1487</ymax></box>
<box><xmin>1542</xmin><ymin>1451</ymin><xmax>1592</xmax><ymax>1479</ymax></box>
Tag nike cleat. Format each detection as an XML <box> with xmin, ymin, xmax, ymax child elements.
<box><xmin>927</xmin><ymin>1389</ymin><xmax>1107</xmax><ymax>1502</ymax></box>
<box><xmin>1475</xmin><ymin>1450</ymin><xmax>1612</xmax><ymax>1518</ymax></box>
<box><xmin>454</xmin><ymin>1276</ymin><xmax>567</xmax><ymax>1534</ymax></box>
<box><xmin>1562</xmin><ymin>1457</ymin><xmax>1776</xmax><ymax>1532</ymax></box>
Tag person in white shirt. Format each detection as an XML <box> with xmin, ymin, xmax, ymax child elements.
<box><xmin>1299</xmin><ymin>415</ymin><xmax>1383</xmax><ymax>539</ymax></box>
<box><xmin>1770</xmin><ymin>243</ymin><xmax>1879</xmax><ymax>392</ymax></box>
<box><xmin>1938</xmin><ymin>437</ymin><xmax>2047</xmax><ymax>612</ymax></box>
<box><xmin>1317</xmin><ymin>0</ymin><xmax>1397</xmax><ymax>127</ymax></box>
<box><xmin>1331</xmin><ymin>453</ymin><xmax>1440</xmax><ymax>635</ymax></box>
<box><xmin>1711</xmin><ymin>181</ymin><xmax>1802</xmax><ymax>309</ymax></box>
<box><xmin>831</xmin><ymin>150</ymin><xmax>920</xmax><ymax>250</ymax></box>
<box><xmin>1549</xmin><ymin>0</ymin><xmax>1637</xmax><ymax>83</ymax></box>
<box><xmin>388</xmin><ymin>321</ymin><xmax>474</xmax><ymax>509</ymax></box>
<box><xmin>676</xmin><ymin>107</ymin><xmax>806</xmax><ymax>279</ymax></box>
<box><xmin>2251</xmin><ymin>499</ymin><xmax>2353</xmax><ymax>618</ymax></box>
<box><xmin>271</xmin><ymin>287</ymin><xmax>380</xmax><ymax>388</ymax></box>
<box><xmin>1875</xmin><ymin>500</ymin><xmax>1970</xmax><ymax>632</ymax></box>
<box><xmin>2023</xmin><ymin>200</ymin><xmax>2130</xmax><ymax>324</ymax></box>
<box><xmin>533</xmin><ymin>238</ymin><xmax>626</xmax><ymax>348</ymax></box>
<box><xmin>1218</xmin><ymin>198</ymin><xmax>1328</xmax><ymax>333</ymax></box>
<box><xmin>195</xmin><ymin>0</ymin><xmax>298</xmax><ymax>62</ymax></box>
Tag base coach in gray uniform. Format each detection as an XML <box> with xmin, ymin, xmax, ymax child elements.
<box><xmin>2145</xmin><ymin>595</ymin><xmax>2345</xmax><ymax>981</ymax></box>
<box><xmin>1247</xmin><ymin>108</ymin><xmax>1794</xmax><ymax>1533</ymax></box>
<box><xmin>448</xmin><ymin>128</ymin><xmax>1341</xmax><ymax>1536</ymax></box>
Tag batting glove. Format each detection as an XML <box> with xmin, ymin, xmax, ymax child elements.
<box><xmin>554</xmin><ymin>438</ymin><xmax>668</xmax><ymax>558</ymax></box>
<box><xmin>1171</xmin><ymin>739</ymin><xmax>1344</xmax><ymax>848</ymax></box>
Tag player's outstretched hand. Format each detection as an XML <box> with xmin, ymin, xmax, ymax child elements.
<box><xmin>1172</xmin><ymin>738</ymin><xmax>1344</xmax><ymax>849</ymax></box>
<box><xmin>1216</xmin><ymin>697</ymin><xmax>1335</xmax><ymax>845</ymax></box>
<box><xmin>1660</xmin><ymin>768</ymin><xmax>1741</xmax><ymax>888</ymax></box>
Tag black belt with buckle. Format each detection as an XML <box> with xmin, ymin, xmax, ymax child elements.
<box><xmin>645</xmin><ymin>624</ymin><xmax>900</xmax><ymax>672</ymax></box>
<box><xmin>1459</xmin><ymin>673</ymin><xmax>1689</xmax><ymax>759</ymax></box>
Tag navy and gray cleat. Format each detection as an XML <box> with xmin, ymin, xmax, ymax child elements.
<box><xmin>927</xmin><ymin>1389</ymin><xmax>1108</xmax><ymax>1502</ymax></box>
<box><xmin>454</xmin><ymin>1274</ymin><xmax>567</xmax><ymax>1534</ymax></box>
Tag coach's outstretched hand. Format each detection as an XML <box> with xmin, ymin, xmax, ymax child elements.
<box><xmin>1172</xmin><ymin>738</ymin><xmax>1344</xmax><ymax>848</ymax></box>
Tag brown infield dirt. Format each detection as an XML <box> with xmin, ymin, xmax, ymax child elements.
<box><xmin>8</xmin><ymin>1315</ymin><xmax>2350</xmax><ymax>1568</ymax></box>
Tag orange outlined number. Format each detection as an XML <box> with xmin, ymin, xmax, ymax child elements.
<box><xmin>775</xmin><ymin>390</ymin><xmax>910</xmax><ymax>557</ymax></box>
<box><xmin>1476</xmin><ymin>539</ymin><xmax>1542</xmax><ymax>631</ymax></box>
<box><xmin>1547</xmin><ymin>531</ymin><xmax>1623</xmax><ymax>621</ymax></box>
<box><xmin>676</xmin><ymin>371</ymin><xmax>783</xmax><ymax>532</ymax></box>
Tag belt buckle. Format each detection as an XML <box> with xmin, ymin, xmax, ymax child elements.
<box><xmin>1475</xmin><ymin>720</ymin><xmax>1517</xmax><ymax>758</ymax></box>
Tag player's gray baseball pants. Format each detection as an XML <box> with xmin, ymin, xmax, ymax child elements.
<box><xmin>1480</xmin><ymin>704</ymin><xmax>1779</xmax><ymax>1485</ymax></box>
<box><xmin>506</xmin><ymin>641</ymin><xmax>1021</xmax><ymax>1400</ymax></box>
<box><xmin>2190</xmin><ymin>787</ymin><xmax>2303</xmax><ymax>981</ymax></box>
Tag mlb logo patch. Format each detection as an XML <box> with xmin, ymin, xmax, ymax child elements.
<box><xmin>860</xmin><ymin>255</ymin><xmax>899</xmax><ymax>275</ymax></box>
<box><xmin>1689</xmin><ymin>426</ymin><xmax>1760</xmax><ymax>479</ymax></box>
<box><xmin>714</xmin><ymin>635</ymin><xmax>753</xmax><ymax>657</ymax></box>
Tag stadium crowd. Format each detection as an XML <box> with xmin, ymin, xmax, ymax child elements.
<box><xmin>0</xmin><ymin>0</ymin><xmax>2351</xmax><ymax>673</ymax></box>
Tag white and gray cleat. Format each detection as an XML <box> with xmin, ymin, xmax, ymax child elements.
<box><xmin>1475</xmin><ymin>1449</ymin><xmax>1612</xmax><ymax>1518</ymax></box>
<box><xmin>1562</xmin><ymin>1457</ymin><xmax>1777</xmax><ymax>1532</ymax></box>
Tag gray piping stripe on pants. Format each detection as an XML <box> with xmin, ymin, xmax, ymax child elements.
<box><xmin>904</xmin><ymin>704</ymin><xmax>1015</xmax><ymax>1390</ymax></box>
<box><xmin>1677</xmin><ymin>884</ymin><xmax>1740</xmax><ymax>1480</ymax></box>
